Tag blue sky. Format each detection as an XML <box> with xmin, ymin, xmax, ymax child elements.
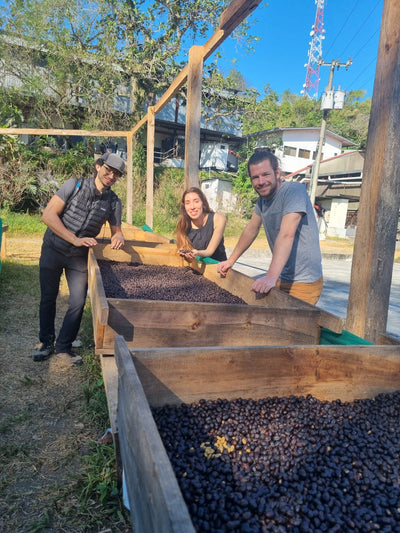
<box><xmin>212</xmin><ymin>0</ymin><xmax>383</xmax><ymax>100</ymax></box>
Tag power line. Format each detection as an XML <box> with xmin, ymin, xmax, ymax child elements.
<box><xmin>352</xmin><ymin>28</ymin><xmax>380</xmax><ymax>61</ymax></box>
<box><xmin>324</xmin><ymin>0</ymin><xmax>361</xmax><ymax>57</ymax></box>
<box><xmin>346</xmin><ymin>56</ymin><xmax>377</xmax><ymax>93</ymax></box>
<box><xmin>320</xmin><ymin>0</ymin><xmax>382</xmax><ymax>95</ymax></box>
<box><xmin>337</xmin><ymin>0</ymin><xmax>382</xmax><ymax>59</ymax></box>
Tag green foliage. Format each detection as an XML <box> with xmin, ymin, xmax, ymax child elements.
<box><xmin>0</xmin><ymin>137</ymin><xmax>94</xmax><ymax>212</ymax></box>
<box><xmin>240</xmin><ymin>86</ymin><xmax>371</xmax><ymax>148</ymax></box>
<box><xmin>0</xmin><ymin>88</ymin><xmax>24</xmax><ymax>127</ymax></box>
<box><xmin>132</xmin><ymin>143</ymin><xmax>147</xmax><ymax>203</ymax></box>
<box><xmin>72</xmin><ymin>441</ymin><xmax>123</xmax><ymax>514</ymax></box>
<box><xmin>153</xmin><ymin>167</ymin><xmax>185</xmax><ymax>235</ymax></box>
<box><xmin>63</xmin><ymin>305</ymin><xmax>129</xmax><ymax>527</ymax></box>
<box><xmin>0</xmin><ymin>0</ymin><xmax>262</xmax><ymax>130</ymax></box>
<box><xmin>232</xmin><ymin>161</ymin><xmax>258</xmax><ymax>218</ymax></box>
<box><xmin>0</xmin><ymin>210</ymin><xmax>44</xmax><ymax>236</ymax></box>
<box><xmin>327</xmin><ymin>90</ymin><xmax>371</xmax><ymax>149</ymax></box>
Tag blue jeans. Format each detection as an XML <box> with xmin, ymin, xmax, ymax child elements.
<box><xmin>39</xmin><ymin>243</ymin><xmax>88</xmax><ymax>352</ymax></box>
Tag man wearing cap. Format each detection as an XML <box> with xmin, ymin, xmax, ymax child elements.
<box><xmin>32</xmin><ymin>153</ymin><xmax>125</xmax><ymax>365</ymax></box>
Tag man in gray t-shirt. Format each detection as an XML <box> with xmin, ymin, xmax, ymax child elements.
<box><xmin>217</xmin><ymin>150</ymin><xmax>323</xmax><ymax>304</ymax></box>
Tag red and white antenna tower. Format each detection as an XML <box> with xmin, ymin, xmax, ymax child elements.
<box><xmin>302</xmin><ymin>0</ymin><xmax>325</xmax><ymax>99</ymax></box>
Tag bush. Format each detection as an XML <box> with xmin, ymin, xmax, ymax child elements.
<box><xmin>0</xmin><ymin>137</ymin><xmax>94</xmax><ymax>212</ymax></box>
<box><xmin>0</xmin><ymin>140</ymin><xmax>250</xmax><ymax>238</ymax></box>
<box><xmin>232</xmin><ymin>161</ymin><xmax>258</xmax><ymax>218</ymax></box>
<box><xmin>153</xmin><ymin>167</ymin><xmax>185</xmax><ymax>235</ymax></box>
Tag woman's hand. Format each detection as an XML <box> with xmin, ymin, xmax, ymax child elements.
<box><xmin>178</xmin><ymin>248</ymin><xmax>197</xmax><ymax>261</ymax></box>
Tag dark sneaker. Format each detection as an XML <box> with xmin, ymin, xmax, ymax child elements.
<box><xmin>54</xmin><ymin>350</ymin><xmax>83</xmax><ymax>366</ymax></box>
<box><xmin>32</xmin><ymin>342</ymin><xmax>55</xmax><ymax>362</ymax></box>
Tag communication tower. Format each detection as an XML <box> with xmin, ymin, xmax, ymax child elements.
<box><xmin>302</xmin><ymin>0</ymin><xmax>325</xmax><ymax>99</ymax></box>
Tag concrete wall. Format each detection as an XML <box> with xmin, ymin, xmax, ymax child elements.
<box><xmin>201</xmin><ymin>178</ymin><xmax>238</xmax><ymax>213</ymax></box>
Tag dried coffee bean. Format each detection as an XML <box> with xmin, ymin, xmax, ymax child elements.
<box><xmin>152</xmin><ymin>392</ymin><xmax>400</xmax><ymax>532</ymax></box>
<box><xmin>98</xmin><ymin>261</ymin><xmax>246</xmax><ymax>304</ymax></box>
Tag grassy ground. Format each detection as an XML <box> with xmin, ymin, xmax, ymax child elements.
<box><xmin>0</xmin><ymin>237</ymin><xmax>131</xmax><ymax>533</ymax></box>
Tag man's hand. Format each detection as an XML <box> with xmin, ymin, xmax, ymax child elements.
<box><xmin>251</xmin><ymin>275</ymin><xmax>277</xmax><ymax>294</ymax></box>
<box><xmin>110</xmin><ymin>235</ymin><xmax>124</xmax><ymax>250</ymax></box>
<box><xmin>74</xmin><ymin>236</ymin><xmax>98</xmax><ymax>248</ymax></box>
<box><xmin>216</xmin><ymin>259</ymin><xmax>234</xmax><ymax>277</ymax></box>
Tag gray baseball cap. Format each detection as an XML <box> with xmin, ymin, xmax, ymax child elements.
<box><xmin>102</xmin><ymin>153</ymin><xmax>125</xmax><ymax>173</ymax></box>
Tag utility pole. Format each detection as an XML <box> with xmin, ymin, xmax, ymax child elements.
<box><xmin>309</xmin><ymin>58</ymin><xmax>352</xmax><ymax>208</ymax></box>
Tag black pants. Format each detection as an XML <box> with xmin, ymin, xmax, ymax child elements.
<box><xmin>39</xmin><ymin>243</ymin><xmax>88</xmax><ymax>353</ymax></box>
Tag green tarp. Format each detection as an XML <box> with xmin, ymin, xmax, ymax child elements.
<box><xmin>320</xmin><ymin>327</ymin><xmax>373</xmax><ymax>345</ymax></box>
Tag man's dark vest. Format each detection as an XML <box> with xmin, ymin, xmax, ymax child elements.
<box><xmin>44</xmin><ymin>178</ymin><xmax>118</xmax><ymax>256</ymax></box>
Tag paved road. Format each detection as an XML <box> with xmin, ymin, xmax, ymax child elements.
<box><xmin>228</xmin><ymin>249</ymin><xmax>400</xmax><ymax>338</ymax></box>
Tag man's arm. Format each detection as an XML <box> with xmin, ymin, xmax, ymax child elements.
<box><xmin>251</xmin><ymin>212</ymin><xmax>302</xmax><ymax>294</ymax></box>
<box><xmin>217</xmin><ymin>212</ymin><xmax>262</xmax><ymax>275</ymax></box>
<box><xmin>110</xmin><ymin>225</ymin><xmax>125</xmax><ymax>250</ymax></box>
<box><xmin>41</xmin><ymin>195</ymin><xmax>98</xmax><ymax>248</ymax></box>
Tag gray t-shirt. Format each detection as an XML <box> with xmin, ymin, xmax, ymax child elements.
<box><xmin>254</xmin><ymin>181</ymin><xmax>322</xmax><ymax>283</ymax></box>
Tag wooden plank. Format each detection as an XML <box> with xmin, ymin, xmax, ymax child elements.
<box><xmin>88</xmin><ymin>250</ymin><xmax>109</xmax><ymax>325</ymax></box>
<box><xmin>91</xmin><ymin>242</ymin><xmax>344</xmax><ymax>333</ymax></box>
<box><xmin>115</xmin><ymin>336</ymin><xmax>196</xmax><ymax>533</ymax></box>
<box><xmin>100</xmin><ymin>355</ymin><xmax>119</xmax><ymax>434</ymax></box>
<box><xmin>146</xmin><ymin>106</ymin><xmax>155</xmax><ymax>228</ymax></box>
<box><xmin>97</xmin><ymin>223</ymin><xmax>172</xmax><ymax>243</ymax></box>
<box><xmin>377</xmin><ymin>332</ymin><xmax>400</xmax><ymax>345</ymax></box>
<box><xmin>93</xmin><ymin>242</ymin><xmax>184</xmax><ymax>266</ymax></box>
<box><xmin>153</xmin><ymin>66</ymin><xmax>189</xmax><ymax>115</ymax></box>
<box><xmin>199</xmin><ymin>263</ymin><xmax>344</xmax><ymax>333</ymax></box>
<box><xmin>126</xmin><ymin>132</ymin><xmax>134</xmax><ymax>224</ymax></box>
<box><xmin>88</xmin><ymin>250</ymin><xmax>110</xmax><ymax>351</ymax></box>
<box><xmin>3</xmin><ymin>127</ymin><xmax>130</xmax><ymax>137</ymax></box>
<box><xmin>130</xmin><ymin>344</ymin><xmax>400</xmax><ymax>407</ymax></box>
<box><xmin>0</xmin><ymin>223</ymin><xmax>8</xmax><ymax>260</ymax></box>
<box><xmin>347</xmin><ymin>0</ymin><xmax>400</xmax><ymax>342</ymax></box>
<box><xmin>219</xmin><ymin>0</ymin><xmax>262</xmax><ymax>34</ymax></box>
<box><xmin>88</xmin><ymin>241</ymin><xmax>344</xmax><ymax>358</ymax></box>
<box><xmin>130</xmin><ymin>114</ymin><xmax>149</xmax><ymax>136</ymax></box>
<box><xmin>185</xmin><ymin>46</ymin><xmax>203</xmax><ymax>188</ymax></box>
<box><xmin>106</xmin><ymin>299</ymin><xmax>321</xmax><ymax>349</ymax></box>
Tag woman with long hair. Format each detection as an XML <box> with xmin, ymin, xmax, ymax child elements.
<box><xmin>176</xmin><ymin>187</ymin><xmax>227</xmax><ymax>261</ymax></box>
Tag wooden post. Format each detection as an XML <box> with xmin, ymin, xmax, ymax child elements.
<box><xmin>346</xmin><ymin>0</ymin><xmax>400</xmax><ymax>342</ymax></box>
<box><xmin>126</xmin><ymin>132</ymin><xmax>134</xmax><ymax>225</ymax></box>
<box><xmin>184</xmin><ymin>46</ymin><xmax>204</xmax><ymax>189</ymax></box>
<box><xmin>146</xmin><ymin>106</ymin><xmax>155</xmax><ymax>228</ymax></box>
<box><xmin>0</xmin><ymin>223</ymin><xmax>8</xmax><ymax>260</ymax></box>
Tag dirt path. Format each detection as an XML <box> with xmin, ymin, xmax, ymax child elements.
<box><xmin>0</xmin><ymin>238</ymin><xmax>130</xmax><ymax>532</ymax></box>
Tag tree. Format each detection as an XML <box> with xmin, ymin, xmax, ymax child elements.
<box><xmin>0</xmin><ymin>0</ymin><xmax>261</xmax><ymax>130</ymax></box>
<box><xmin>241</xmin><ymin>84</ymin><xmax>280</xmax><ymax>134</ymax></box>
<box><xmin>239</xmin><ymin>87</ymin><xmax>371</xmax><ymax>149</ymax></box>
<box><xmin>201</xmin><ymin>68</ymin><xmax>258</xmax><ymax>132</ymax></box>
<box><xmin>327</xmin><ymin>90</ymin><xmax>371</xmax><ymax>149</ymax></box>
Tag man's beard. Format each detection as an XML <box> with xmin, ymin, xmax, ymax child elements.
<box><xmin>256</xmin><ymin>179</ymin><xmax>279</xmax><ymax>201</ymax></box>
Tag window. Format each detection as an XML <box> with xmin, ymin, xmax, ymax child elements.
<box><xmin>298</xmin><ymin>148</ymin><xmax>311</xmax><ymax>159</ymax></box>
<box><xmin>283</xmin><ymin>145</ymin><xmax>297</xmax><ymax>157</ymax></box>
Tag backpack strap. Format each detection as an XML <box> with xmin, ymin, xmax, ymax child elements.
<box><xmin>60</xmin><ymin>177</ymin><xmax>84</xmax><ymax>217</ymax></box>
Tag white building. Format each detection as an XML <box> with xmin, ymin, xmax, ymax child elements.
<box><xmin>246</xmin><ymin>127</ymin><xmax>356</xmax><ymax>178</ymax></box>
<box><xmin>201</xmin><ymin>177</ymin><xmax>238</xmax><ymax>213</ymax></box>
